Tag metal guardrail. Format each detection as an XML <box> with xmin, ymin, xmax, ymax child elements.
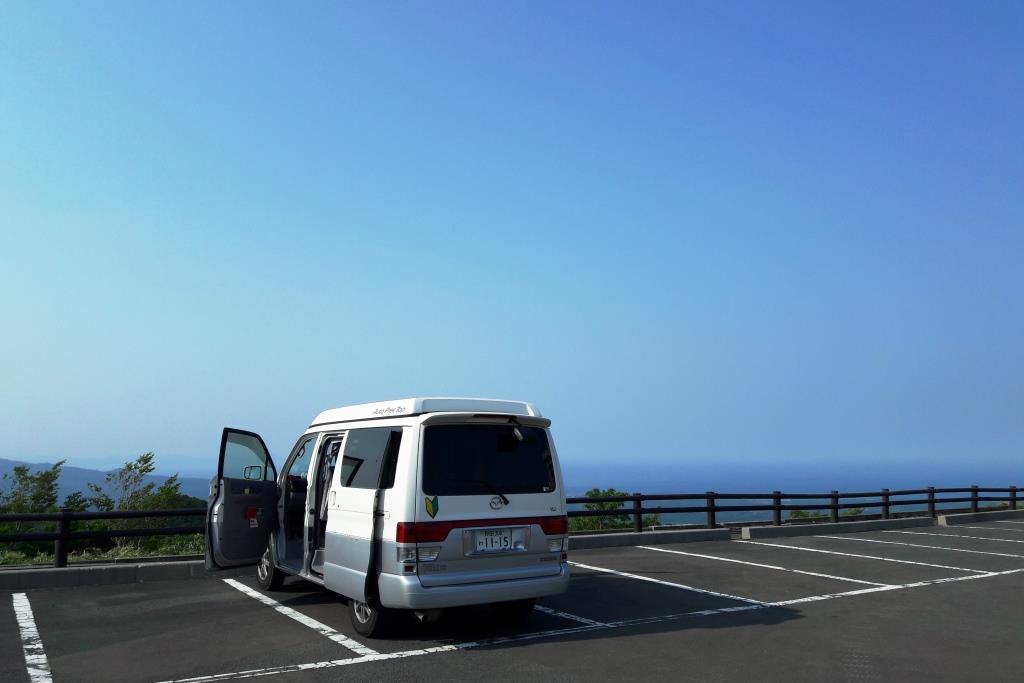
<box><xmin>566</xmin><ymin>485</ymin><xmax>1020</xmax><ymax>532</ymax></box>
<box><xmin>0</xmin><ymin>507</ymin><xmax>205</xmax><ymax>568</ymax></box>
<box><xmin>1</xmin><ymin>485</ymin><xmax>1020</xmax><ymax>568</ymax></box>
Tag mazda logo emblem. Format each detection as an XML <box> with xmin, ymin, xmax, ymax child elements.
<box><xmin>489</xmin><ymin>496</ymin><xmax>506</xmax><ymax>510</ymax></box>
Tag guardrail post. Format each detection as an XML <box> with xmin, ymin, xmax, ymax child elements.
<box><xmin>54</xmin><ymin>507</ymin><xmax>71</xmax><ymax>568</ymax></box>
<box><xmin>706</xmin><ymin>492</ymin><xmax>716</xmax><ymax>529</ymax></box>
<box><xmin>1010</xmin><ymin>486</ymin><xmax>1017</xmax><ymax>511</ymax></box>
<box><xmin>881</xmin><ymin>488</ymin><xmax>891</xmax><ymax>520</ymax></box>
<box><xmin>772</xmin><ymin>491</ymin><xmax>782</xmax><ymax>526</ymax></box>
<box><xmin>632</xmin><ymin>493</ymin><xmax>643</xmax><ymax>532</ymax></box>
<box><xmin>927</xmin><ymin>487</ymin><xmax>936</xmax><ymax>517</ymax></box>
<box><xmin>830</xmin><ymin>491</ymin><xmax>839</xmax><ymax>523</ymax></box>
<box><xmin>970</xmin><ymin>485</ymin><xmax>979</xmax><ymax>513</ymax></box>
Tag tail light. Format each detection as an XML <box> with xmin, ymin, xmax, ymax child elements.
<box><xmin>539</xmin><ymin>516</ymin><xmax>568</xmax><ymax>535</ymax></box>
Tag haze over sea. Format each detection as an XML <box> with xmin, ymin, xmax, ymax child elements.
<box><xmin>2</xmin><ymin>455</ymin><xmax>1013</xmax><ymax>505</ymax></box>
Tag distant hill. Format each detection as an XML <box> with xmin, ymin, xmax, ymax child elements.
<box><xmin>0</xmin><ymin>457</ymin><xmax>211</xmax><ymax>503</ymax></box>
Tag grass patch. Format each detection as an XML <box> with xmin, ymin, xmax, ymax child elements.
<box><xmin>1</xmin><ymin>534</ymin><xmax>205</xmax><ymax>566</ymax></box>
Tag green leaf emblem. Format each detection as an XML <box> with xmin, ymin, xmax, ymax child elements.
<box><xmin>425</xmin><ymin>495</ymin><xmax>439</xmax><ymax>518</ymax></box>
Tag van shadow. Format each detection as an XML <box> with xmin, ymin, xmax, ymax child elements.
<box><xmin>387</xmin><ymin>602</ymin><xmax>801</xmax><ymax>651</ymax></box>
<box><xmin>267</xmin><ymin>571</ymin><xmax>804</xmax><ymax>649</ymax></box>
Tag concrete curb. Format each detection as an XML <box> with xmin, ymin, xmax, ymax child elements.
<box><xmin>938</xmin><ymin>508</ymin><xmax>1024</xmax><ymax>526</ymax></box>
<box><xmin>740</xmin><ymin>516</ymin><xmax>935</xmax><ymax>540</ymax></box>
<box><xmin>0</xmin><ymin>561</ymin><xmax>250</xmax><ymax>591</ymax></box>
<box><xmin>569</xmin><ymin>528</ymin><xmax>730</xmax><ymax>550</ymax></box>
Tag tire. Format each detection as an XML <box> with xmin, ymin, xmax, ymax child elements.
<box><xmin>256</xmin><ymin>544</ymin><xmax>285</xmax><ymax>591</ymax></box>
<box><xmin>491</xmin><ymin>598</ymin><xmax>536</xmax><ymax>624</ymax></box>
<box><xmin>349</xmin><ymin>599</ymin><xmax>393</xmax><ymax>638</ymax></box>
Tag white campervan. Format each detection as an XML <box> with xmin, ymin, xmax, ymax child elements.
<box><xmin>205</xmin><ymin>397</ymin><xmax>570</xmax><ymax>636</ymax></box>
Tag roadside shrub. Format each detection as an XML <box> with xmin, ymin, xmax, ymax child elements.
<box><xmin>1</xmin><ymin>453</ymin><xmax>205</xmax><ymax>565</ymax></box>
<box><xmin>569</xmin><ymin>488</ymin><xmax>661</xmax><ymax>531</ymax></box>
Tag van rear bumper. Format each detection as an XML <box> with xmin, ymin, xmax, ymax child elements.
<box><xmin>378</xmin><ymin>562</ymin><xmax>570</xmax><ymax>609</ymax></box>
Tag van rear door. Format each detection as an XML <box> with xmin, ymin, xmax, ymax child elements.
<box><xmin>206</xmin><ymin>428</ymin><xmax>278</xmax><ymax>569</ymax></box>
<box><xmin>410</xmin><ymin>421</ymin><xmax>567</xmax><ymax>588</ymax></box>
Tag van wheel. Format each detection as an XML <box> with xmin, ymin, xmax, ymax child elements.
<box><xmin>256</xmin><ymin>545</ymin><xmax>285</xmax><ymax>591</ymax></box>
<box><xmin>492</xmin><ymin>598</ymin><xmax>536</xmax><ymax>624</ymax></box>
<box><xmin>349</xmin><ymin>600</ymin><xmax>392</xmax><ymax>637</ymax></box>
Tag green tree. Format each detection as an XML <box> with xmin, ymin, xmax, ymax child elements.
<box><xmin>788</xmin><ymin>509</ymin><xmax>827</xmax><ymax>521</ymax></box>
<box><xmin>62</xmin><ymin>491</ymin><xmax>90</xmax><ymax>512</ymax></box>
<box><xmin>2</xmin><ymin>453</ymin><xmax>204</xmax><ymax>565</ymax></box>
<box><xmin>570</xmin><ymin>488</ymin><xmax>661</xmax><ymax>532</ymax></box>
<box><xmin>86</xmin><ymin>452</ymin><xmax>160</xmax><ymax>512</ymax></box>
<box><xmin>788</xmin><ymin>506</ymin><xmax>865</xmax><ymax>521</ymax></box>
<box><xmin>84</xmin><ymin>452</ymin><xmax>195</xmax><ymax>550</ymax></box>
<box><xmin>0</xmin><ymin>461</ymin><xmax>65</xmax><ymax>513</ymax></box>
<box><xmin>0</xmin><ymin>461</ymin><xmax>72</xmax><ymax>558</ymax></box>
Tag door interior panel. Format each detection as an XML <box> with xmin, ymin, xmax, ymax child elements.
<box><xmin>213</xmin><ymin>477</ymin><xmax>276</xmax><ymax>565</ymax></box>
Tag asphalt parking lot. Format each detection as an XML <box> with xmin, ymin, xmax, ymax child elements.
<box><xmin>4</xmin><ymin>520</ymin><xmax>1023</xmax><ymax>682</ymax></box>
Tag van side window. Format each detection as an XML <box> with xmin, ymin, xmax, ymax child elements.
<box><xmin>339</xmin><ymin>427</ymin><xmax>403</xmax><ymax>490</ymax></box>
<box><xmin>286</xmin><ymin>435</ymin><xmax>316</xmax><ymax>482</ymax></box>
<box><xmin>222</xmin><ymin>432</ymin><xmax>275</xmax><ymax>481</ymax></box>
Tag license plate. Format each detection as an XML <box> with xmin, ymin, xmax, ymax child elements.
<box><xmin>474</xmin><ymin>528</ymin><xmax>513</xmax><ymax>553</ymax></box>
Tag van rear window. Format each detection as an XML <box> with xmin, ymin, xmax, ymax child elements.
<box><xmin>422</xmin><ymin>424</ymin><xmax>557</xmax><ymax>496</ymax></box>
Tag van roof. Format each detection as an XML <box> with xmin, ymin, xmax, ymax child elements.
<box><xmin>309</xmin><ymin>397</ymin><xmax>542</xmax><ymax>428</ymax></box>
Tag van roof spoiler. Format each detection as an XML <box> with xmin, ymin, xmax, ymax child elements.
<box><xmin>420</xmin><ymin>413</ymin><xmax>552</xmax><ymax>428</ymax></box>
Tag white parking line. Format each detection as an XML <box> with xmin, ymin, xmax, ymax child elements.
<box><xmin>736</xmin><ymin>540</ymin><xmax>987</xmax><ymax>573</ymax></box>
<box><xmin>11</xmin><ymin>593</ymin><xmax>52</xmax><ymax>683</ymax></box>
<box><xmin>951</xmin><ymin>525</ymin><xmax>1024</xmax><ymax>534</ymax></box>
<box><xmin>817</xmin><ymin>535</ymin><xmax>1024</xmax><ymax>559</ymax></box>
<box><xmin>610</xmin><ymin>602</ymin><xmax>769</xmax><ymax>626</ymax></box>
<box><xmin>882</xmin><ymin>530</ymin><xmax>1024</xmax><ymax>544</ymax></box>
<box><xmin>569</xmin><ymin>561</ymin><xmax>768</xmax><ymax>605</ymax></box>
<box><xmin>991</xmin><ymin>520</ymin><xmax>1024</xmax><ymax>525</ymax></box>
<box><xmin>157</xmin><ymin>623</ymin><xmax>614</xmax><ymax>683</ymax></box>
<box><xmin>222</xmin><ymin>579</ymin><xmax>379</xmax><ymax>657</ymax></box>
<box><xmin>164</xmin><ymin>564</ymin><xmax>1024</xmax><ymax>682</ymax></box>
<box><xmin>610</xmin><ymin>567</ymin><xmax>1024</xmax><ymax>626</ymax></box>
<box><xmin>533</xmin><ymin>604</ymin><xmax>609</xmax><ymax>627</ymax></box>
<box><xmin>635</xmin><ymin>545</ymin><xmax>893</xmax><ymax>587</ymax></box>
<box><xmin>156</xmin><ymin>645</ymin><xmax>462</xmax><ymax>683</ymax></box>
<box><xmin>772</xmin><ymin>585</ymin><xmax>896</xmax><ymax>605</ymax></box>
<box><xmin>457</xmin><ymin>621</ymin><xmax>609</xmax><ymax>648</ymax></box>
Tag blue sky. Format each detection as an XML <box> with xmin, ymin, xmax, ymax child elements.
<box><xmin>1</xmin><ymin>2</ymin><xmax>1020</xmax><ymax>488</ymax></box>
